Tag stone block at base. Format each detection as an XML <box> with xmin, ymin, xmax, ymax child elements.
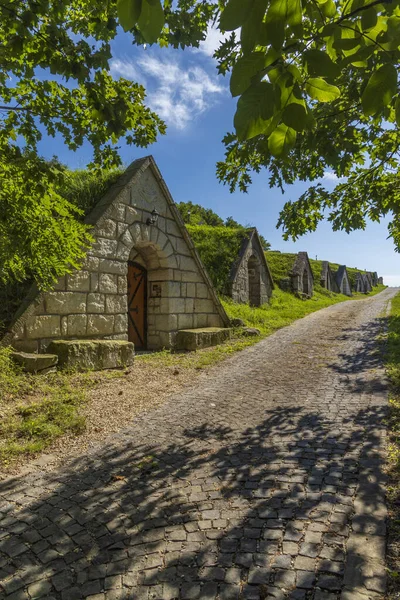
<box><xmin>11</xmin><ymin>351</ymin><xmax>58</xmax><ymax>374</ymax></box>
<box><xmin>48</xmin><ymin>340</ymin><xmax>134</xmax><ymax>371</ymax></box>
<box><xmin>175</xmin><ymin>328</ymin><xmax>231</xmax><ymax>351</ymax></box>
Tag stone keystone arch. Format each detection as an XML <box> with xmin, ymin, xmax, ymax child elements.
<box><xmin>2</xmin><ymin>156</ymin><xmax>230</xmax><ymax>352</ymax></box>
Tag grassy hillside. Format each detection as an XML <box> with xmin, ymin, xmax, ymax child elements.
<box><xmin>264</xmin><ymin>251</ymin><xmax>297</xmax><ymax>283</ymax></box>
<box><xmin>266</xmin><ymin>251</ymin><xmax>369</xmax><ymax>289</ymax></box>
<box><xmin>186</xmin><ymin>225</ymin><xmax>249</xmax><ymax>293</ymax></box>
<box><xmin>386</xmin><ymin>291</ymin><xmax>400</xmax><ymax>597</ymax></box>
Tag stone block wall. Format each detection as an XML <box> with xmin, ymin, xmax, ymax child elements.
<box><xmin>4</xmin><ymin>158</ymin><xmax>228</xmax><ymax>352</ymax></box>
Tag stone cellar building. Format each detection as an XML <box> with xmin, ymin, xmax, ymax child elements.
<box><xmin>291</xmin><ymin>252</ymin><xmax>314</xmax><ymax>298</ymax></box>
<box><xmin>354</xmin><ymin>272</ymin><xmax>365</xmax><ymax>293</ymax></box>
<box><xmin>320</xmin><ymin>261</ymin><xmax>338</xmax><ymax>293</ymax></box>
<box><xmin>2</xmin><ymin>156</ymin><xmax>230</xmax><ymax>352</ymax></box>
<box><xmin>335</xmin><ymin>266</ymin><xmax>352</xmax><ymax>296</ymax></box>
<box><xmin>362</xmin><ymin>272</ymin><xmax>372</xmax><ymax>293</ymax></box>
<box><xmin>228</xmin><ymin>228</ymin><xmax>274</xmax><ymax>306</ymax></box>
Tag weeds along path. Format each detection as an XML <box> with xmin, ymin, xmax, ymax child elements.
<box><xmin>0</xmin><ymin>288</ymin><xmax>396</xmax><ymax>600</ymax></box>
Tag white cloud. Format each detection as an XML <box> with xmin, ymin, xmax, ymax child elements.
<box><xmin>110</xmin><ymin>53</ymin><xmax>225</xmax><ymax>130</ymax></box>
<box><xmin>323</xmin><ymin>171</ymin><xmax>342</xmax><ymax>182</ymax></box>
<box><xmin>110</xmin><ymin>58</ymin><xmax>140</xmax><ymax>82</ymax></box>
<box><xmin>196</xmin><ymin>25</ymin><xmax>231</xmax><ymax>57</ymax></box>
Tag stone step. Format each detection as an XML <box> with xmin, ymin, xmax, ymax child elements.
<box><xmin>11</xmin><ymin>351</ymin><xmax>58</xmax><ymax>374</ymax></box>
<box><xmin>175</xmin><ymin>327</ymin><xmax>231</xmax><ymax>351</ymax></box>
<box><xmin>48</xmin><ymin>340</ymin><xmax>134</xmax><ymax>371</ymax></box>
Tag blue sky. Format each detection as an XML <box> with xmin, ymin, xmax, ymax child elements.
<box><xmin>40</xmin><ymin>28</ymin><xmax>400</xmax><ymax>286</ymax></box>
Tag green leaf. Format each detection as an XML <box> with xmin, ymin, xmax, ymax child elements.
<box><xmin>137</xmin><ymin>0</ymin><xmax>163</xmax><ymax>43</ymax></box>
<box><xmin>361</xmin><ymin>7</ymin><xmax>378</xmax><ymax>31</ymax></box>
<box><xmin>282</xmin><ymin>102</ymin><xmax>308</xmax><ymax>131</ymax></box>
<box><xmin>303</xmin><ymin>49</ymin><xmax>340</xmax><ymax>79</ymax></box>
<box><xmin>220</xmin><ymin>0</ymin><xmax>254</xmax><ymax>31</ymax></box>
<box><xmin>267</xmin><ymin>0</ymin><xmax>302</xmax><ymax>26</ymax></box>
<box><xmin>268</xmin><ymin>124</ymin><xmax>297</xmax><ymax>156</ymax></box>
<box><xmin>230</xmin><ymin>52</ymin><xmax>267</xmax><ymax>97</ymax></box>
<box><xmin>387</xmin><ymin>15</ymin><xmax>400</xmax><ymax>40</ymax></box>
<box><xmin>287</xmin><ymin>64</ymin><xmax>302</xmax><ymax>81</ymax></box>
<box><xmin>334</xmin><ymin>26</ymin><xmax>363</xmax><ymax>57</ymax></box>
<box><xmin>396</xmin><ymin>97</ymin><xmax>400</xmax><ymax>127</ymax></box>
<box><xmin>264</xmin><ymin>18</ymin><xmax>285</xmax><ymax>50</ymax></box>
<box><xmin>117</xmin><ymin>0</ymin><xmax>142</xmax><ymax>31</ymax></box>
<box><xmin>361</xmin><ymin>64</ymin><xmax>398</xmax><ymax>117</ymax></box>
<box><xmin>264</xmin><ymin>0</ymin><xmax>302</xmax><ymax>48</ymax></box>
<box><xmin>234</xmin><ymin>81</ymin><xmax>275</xmax><ymax>140</ymax></box>
<box><xmin>305</xmin><ymin>78</ymin><xmax>340</xmax><ymax>102</ymax></box>
<box><xmin>240</xmin><ymin>0</ymin><xmax>268</xmax><ymax>54</ymax></box>
<box><xmin>320</xmin><ymin>0</ymin><xmax>336</xmax><ymax>18</ymax></box>
<box><xmin>274</xmin><ymin>71</ymin><xmax>294</xmax><ymax>108</ymax></box>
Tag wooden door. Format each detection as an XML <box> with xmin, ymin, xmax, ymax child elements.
<box><xmin>127</xmin><ymin>261</ymin><xmax>147</xmax><ymax>349</ymax></box>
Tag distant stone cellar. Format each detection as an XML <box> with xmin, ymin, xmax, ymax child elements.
<box><xmin>228</xmin><ymin>228</ymin><xmax>274</xmax><ymax>306</ymax></box>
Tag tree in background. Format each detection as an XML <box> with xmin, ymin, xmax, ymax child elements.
<box><xmin>177</xmin><ymin>201</ymin><xmax>225</xmax><ymax>226</ymax></box>
<box><xmin>177</xmin><ymin>201</ymin><xmax>271</xmax><ymax>249</ymax></box>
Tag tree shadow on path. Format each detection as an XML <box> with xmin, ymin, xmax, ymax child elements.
<box><xmin>0</xmin><ymin>401</ymin><xmax>387</xmax><ymax>600</ymax></box>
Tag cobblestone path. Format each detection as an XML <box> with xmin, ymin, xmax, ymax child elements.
<box><xmin>0</xmin><ymin>288</ymin><xmax>396</xmax><ymax>600</ymax></box>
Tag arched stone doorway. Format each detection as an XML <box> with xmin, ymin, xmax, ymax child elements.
<box><xmin>127</xmin><ymin>261</ymin><xmax>147</xmax><ymax>349</ymax></box>
<box><xmin>248</xmin><ymin>255</ymin><xmax>261</xmax><ymax>306</ymax></box>
<box><xmin>128</xmin><ymin>241</ymin><xmax>173</xmax><ymax>350</ymax></box>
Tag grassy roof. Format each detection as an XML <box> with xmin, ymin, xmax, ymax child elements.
<box><xmin>265</xmin><ymin>251</ymin><xmax>364</xmax><ymax>288</ymax></box>
<box><xmin>186</xmin><ymin>225</ymin><xmax>249</xmax><ymax>293</ymax></box>
<box><xmin>265</xmin><ymin>252</ymin><xmax>297</xmax><ymax>284</ymax></box>
<box><xmin>58</xmin><ymin>168</ymin><xmax>123</xmax><ymax>217</ymax></box>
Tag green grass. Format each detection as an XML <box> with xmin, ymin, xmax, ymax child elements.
<box><xmin>386</xmin><ymin>291</ymin><xmax>400</xmax><ymax>596</ymax></box>
<box><xmin>265</xmin><ymin>251</ymin><xmax>298</xmax><ymax>283</ymax></box>
<box><xmin>0</xmin><ymin>347</ymin><xmax>87</xmax><ymax>468</ymax></box>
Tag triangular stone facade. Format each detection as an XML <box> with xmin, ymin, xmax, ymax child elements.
<box><xmin>353</xmin><ymin>272</ymin><xmax>365</xmax><ymax>293</ymax></box>
<box><xmin>361</xmin><ymin>272</ymin><xmax>372</xmax><ymax>293</ymax></box>
<box><xmin>371</xmin><ymin>272</ymin><xmax>378</xmax><ymax>286</ymax></box>
<box><xmin>2</xmin><ymin>156</ymin><xmax>230</xmax><ymax>352</ymax></box>
<box><xmin>228</xmin><ymin>228</ymin><xmax>274</xmax><ymax>306</ymax></box>
<box><xmin>335</xmin><ymin>266</ymin><xmax>352</xmax><ymax>296</ymax></box>
<box><xmin>291</xmin><ymin>252</ymin><xmax>314</xmax><ymax>297</ymax></box>
<box><xmin>320</xmin><ymin>261</ymin><xmax>339</xmax><ymax>293</ymax></box>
